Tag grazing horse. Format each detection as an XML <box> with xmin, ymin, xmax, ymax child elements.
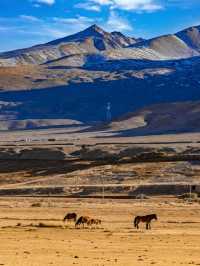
<box><xmin>95</xmin><ymin>219</ymin><xmax>101</xmax><ymax>225</ymax></box>
<box><xmin>75</xmin><ymin>216</ymin><xmax>90</xmax><ymax>228</ymax></box>
<box><xmin>134</xmin><ymin>214</ymin><xmax>158</xmax><ymax>230</ymax></box>
<box><xmin>87</xmin><ymin>218</ymin><xmax>95</xmax><ymax>227</ymax></box>
<box><xmin>63</xmin><ymin>213</ymin><xmax>77</xmax><ymax>223</ymax></box>
<box><xmin>87</xmin><ymin>218</ymin><xmax>102</xmax><ymax>228</ymax></box>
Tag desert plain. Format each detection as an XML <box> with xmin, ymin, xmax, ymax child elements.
<box><xmin>0</xmin><ymin>196</ymin><xmax>199</xmax><ymax>266</ymax></box>
<box><xmin>0</xmin><ymin>131</ymin><xmax>198</xmax><ymax>266</ymax></box>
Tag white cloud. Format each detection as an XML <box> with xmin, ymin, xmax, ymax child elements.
<box><xmin>0</xmin><ymin>26</ymin><xmax>13</xmax><ymax>32</ymax></box>
<box><xmin>19</xmin><ymin>15</ymin><xmax>42</xmax><ymax>22</ymax></box>
<box><xmin>75</xmin><ymin>2</ymin><xmax>101</xmax><ymax>12</ymax></box>
<box><xmin>91</xmin><ymin>0</ymin><xmax>163</xmax><ymax>11</ymax></box>
<box><xmin>92</xmin><ymin>0</ymin><xmax>112</xmax><ymax>5</ymax></box>
<box><xmin>0</xmin><ymin>15</ymin><xmax>96</xmax><ymax>43</ymax></box>
<box><xmin>113</xmin><ymin>0</ymin><xmax>162</xmax><ymax>11</ymax></box>
<box><xmin>53</xmin><ymin>16</ymin><xmax>95</xmax><ymax>30</ymax></box>
<box><xmin>105</xmin><ymin>11</ymin><xmax>133</xmax><ymax>32</ymax></box>
<box><xmin>33</xmin><ymin>0</ymin><xmax>55</xmax><ymax>5</ymax></box>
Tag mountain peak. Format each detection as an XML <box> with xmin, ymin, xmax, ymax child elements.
<box><xmin>46</xmin><ymin>24</ymin><xmax>107</xmax><ymax>46</ymax></box>
<box><xmin>89</xmin><ymin>24</ymin><xmax>103</xmax><ymax>31</ymax></box>
<box><xmin>82</xmin><ymin>24</ymin><xmax>107</xmax><ymax>36</ymax></box>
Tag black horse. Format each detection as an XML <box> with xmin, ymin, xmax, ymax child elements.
<box><xmin>134</xmin><ymin>214</ymin><xmax>158</xmax><ymax>230</ymax></box>
<box><xmin>75</xmin><ymin>216</ymin><xmax>90</xmax><ymax>228</ymax></box>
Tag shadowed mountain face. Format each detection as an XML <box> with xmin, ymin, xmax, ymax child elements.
<box><xmin>0</xmin><ymin>24</ymin><xmax>200</xmax><ymax>132</ymax></box>
<box><xmin>102</xmin><ymin>101</ymin><xmax>200</xmax><ymax>136</ymax></box>
<box><xmin>0</xmin><ymin>57</ymin><xmax>200</xmax><ymax>130</ymax></box>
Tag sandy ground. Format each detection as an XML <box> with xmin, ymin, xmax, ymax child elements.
<box><xmin>0</xmin><ymin>197</ymin><xmax>199</xmax><ymax>266</ymax></box>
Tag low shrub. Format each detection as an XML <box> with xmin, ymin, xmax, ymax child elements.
<box><xmin>31</xmin><ymin>202</ymin><xmax>42</xmax><ymax>207</ymax></box>
<box><xmin>179</xmin><ymin>193</ymin><xmax>198</xmax><ymax>199</ymax></box>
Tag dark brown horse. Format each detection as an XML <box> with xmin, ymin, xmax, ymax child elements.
<box><xmin>63</xmin><ymin>213</ymin><xmax>77</xmax><ymax>223</ymax></box>
<box><xmin>134</xmin><ymin>214</ymin><xmax>158</xmax><ymax>230</ymax></box>
<box><xmin>75</xmin><ymin>216</ymin><xmax>90</xmax><ymax>228</ymax></box>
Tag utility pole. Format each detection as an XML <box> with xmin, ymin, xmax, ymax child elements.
<box><xmin>102</xmin><ymin>174</ymin><xmax>105</xmax><ymax>200</ymax></box>
<box><xmin>100</xmin><ymin>165</ymin><xmax>112</xmax><ymax>202</ymax></box>
<box><xmin>188</xmin><ymin>163</ymin><xmax>193</xmax><ymax>201</ymax></box>
<box><xmin>75</xmin><ymin>176</ymin><xmax>78</xmax><ymax>189</ymax></box>
<box><xmin>100</xmin><ymin>170</ymin><xmax>105</xmax><ymax>201</ymax></box>
<box><xmin>189</xmin><ymin>184</ymin><xmax>192</xmax><ymax>201</ymax></box>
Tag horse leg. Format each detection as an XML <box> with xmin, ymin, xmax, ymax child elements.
<box><xmin>147</xmin><ymin>222</ymin><xmax>151</xmax><ymax>230</ymax></box>
<box><xmin>66</xmin><ymin>220</ymin><xmax>69</xmax><ymax>228</ymax></box>
<box><xmin>146</xmin><ymin>222</ymin><xmax>148</xmax><ymax>230</ymax></box>
<box><xmin>137</xmin><ymin>222</ymin><xmax>139</xmax><ymax>229</ymax></box>
<box><xmin>149</xmin><ymin>222</ymin><xmax>151</xmax><ymax>230</ymax></box>
<box><xmin>63</xmin><ymin>220</ymin><xmax>66</xmax><ymax>228</ymax></box>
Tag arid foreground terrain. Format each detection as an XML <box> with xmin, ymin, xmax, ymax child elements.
<box><xmin>0</xmin><ymin>131</ymin><xmax>199</xmax><ymax>265</ymax></box>
<box><xmin>0</xmin><ymin>197</ymin><xmax>199</xmax><ymax>266</ymax></box>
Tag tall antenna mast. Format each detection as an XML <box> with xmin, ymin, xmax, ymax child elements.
<box><xmin>106</xmin><ymin>102</ymin><xmax>112</xmax><ymax>121</ymax></box>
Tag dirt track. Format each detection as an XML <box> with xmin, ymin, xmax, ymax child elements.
<box><xmin>0</xmin><ymin>197</ymin><xmax>199</xmax><ymax>266</ymax></box>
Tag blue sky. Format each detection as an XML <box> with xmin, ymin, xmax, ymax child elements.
<box><xmin>0</xmin><ymin>0</ymin><xmax>200</xmax><ymax>52</ymax></box>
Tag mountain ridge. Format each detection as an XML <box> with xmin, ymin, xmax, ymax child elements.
<box><xmin>0</xmin><ymin>24</ymin><xmax>200</xmax><ymax>133</ymax></box>
<box><xmin>0</xmin><ymin>24</ymin><xmax>140</xmax><ymax>66</ymax></box>
<box><xmin>1</xmin><ymin>24</ymin><xmax>200</xmax><ymax>66</ymax></box>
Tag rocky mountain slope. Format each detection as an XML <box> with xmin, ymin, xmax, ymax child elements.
<box><xmin>0</xmin><ymin>24</ymin><xmax>200</xmax><ymax>133</ymax></box>
<box><xmin>1</xmin><ymin>24</ymin><xmax>200</xmax><ymax>66</ymax></box>
<box><xmin>176</xmin><ymin>25</ymin><xmax>200</xmax><ymax>51</ymax></box>
<box><xmin>0</xmin><ymin>25</ymin><xmax>139</xmax><ymax>66</ymax></box>
<box><xmin>132</xmin><ymin>25</ymin><xmax>200</xmax><ymax>59</ymax></box>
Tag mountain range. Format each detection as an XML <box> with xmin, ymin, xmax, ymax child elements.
<box><xmin>0</xmin><ymin>24</ymin><xmax>200</xmax><ymax>133</ymax></box>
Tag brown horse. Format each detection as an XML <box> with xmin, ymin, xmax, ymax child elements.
<box><xmin>63</xmin><ymin>213</ymin><xmax>77</xmax><ymax>223</ymax></box>
<box><xmin>95</xmin><ymin>219</ymin><xmax>102</xmax><ymax>226</ymax></box>
<box><xmin>87</xmin><ymin>218</ymin><xmax>101</xmax><ymax>228</ymax></box>
<box><xmin>75</xmin><ymin>216</ymin><xmax>90</xmax><ymax>228</ymax></box>
<box><xmin>134</xmin><ymin>214</ymin><xmax>158</xmax><ymax>230</ymax></box>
